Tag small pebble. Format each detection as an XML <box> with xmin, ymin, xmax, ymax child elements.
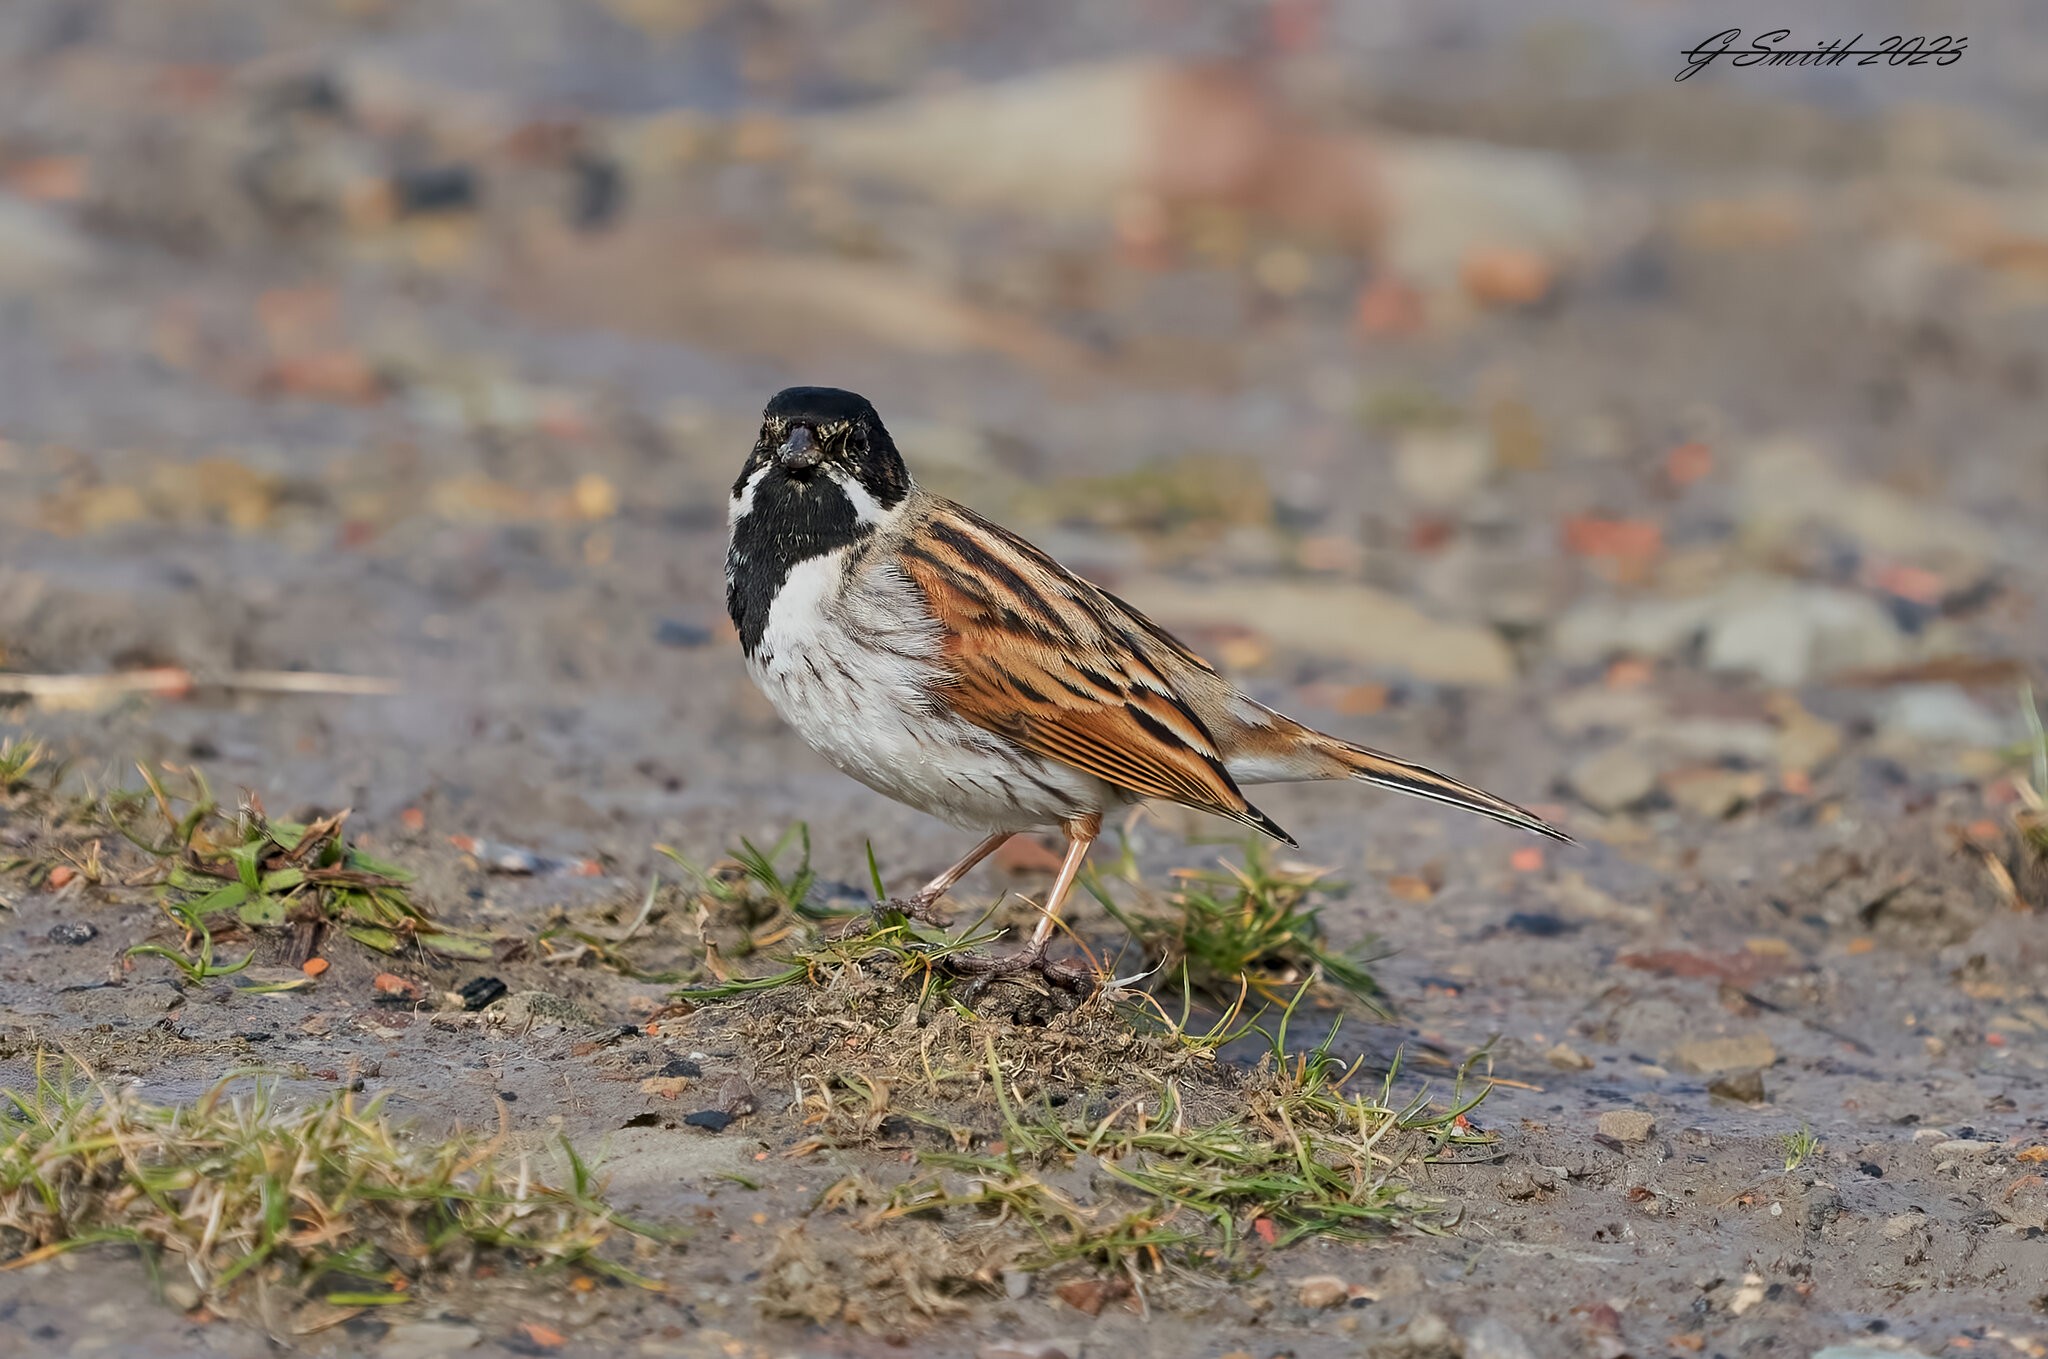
<box><xmin>47</xmin><ymin>921</ymin><xmax>97</xmax><ymax>946</ymax></box>
<box><xmin>1597</xmin><ymin>1109</ymin><xmax>1656</xmax><ymax>1142</ymax></box>
<box><xmin>1465</xmin><ymin>1317</ymin><xmax>1539</xmax><ymax>1359</ymax></box>
<box><xmin>660</xmin><ymin>1057</ymin><xmax>703</xmax><ymax>1078</ymax></box>
<box><xmin>1296</xmin><ymin>1274</ymin><xmax>1348</xmax><ymax>1309</ymax></box>
<box><xmin>1707</xmin><ymin>1069</ymin><xmax>1767</xmax><ymax>1104</ymax></box>
<box><xmin>1566</xmin><ymin>744</ymin><xmax>1659</xmax><ymax>813</ymax></box>
<box><xmin>683</xmin><ymin>1109</ymin><xmax>733</xmax><ymax>1132</ymax></box>
<box><xmin>380</xmin><ymin>1320</ymin><xmax>483</xmax><ymax>1359</ymax></box>
<box><xmin>1545</xmin><ymin>1042</ymin><xmax>1593</xmax><ymax>1071</ymax></box>
<box><xmin>1671</xmin><ymin>1032</ymin><xmax>1776</xmax><ymax>1075</ymax></box>
<box><xmin>1879</xmin><ymin>1213</ymin><xmax>1922</xmax><ymax>1242</ymax></box>
<box><xmin>977</xmin><ymin>1343</ymin><xmax>1072</xmax><ymax>1359</ymax></box>
<box><xmin>654</xmin><ymin>619</ymin><xmax>712</xmax><ymax>648</ymax></box>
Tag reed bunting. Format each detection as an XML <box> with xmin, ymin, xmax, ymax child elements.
<box><xmin>727</xmin><ymin>387</ymin><xmax>1568</xmax><ymax>988</ymax></box>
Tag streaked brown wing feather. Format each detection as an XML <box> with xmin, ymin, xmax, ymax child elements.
<box><xmin>899</xmin><ymin>500</ymin><xmax>1290</xmax><ymax>841</ymax></box>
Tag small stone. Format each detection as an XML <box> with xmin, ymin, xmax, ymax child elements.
<box><xmin>718</xmin><ymin>1074</ymin><xmax>757</xmax><ymax>1117</ymax></box>
<box><xmin>1566</xmin><ymin>745</ymin><xmax>1659</xmax><ymax>814</ymax></box>
<box><xmin>1054</xmin><ymin>1278</ymin><xmax>1111</xmax><ymax>1316</ymax></box>
<box><xmin>1545</xmin><ymin>1042</ymin><xmax>1594</xmax><ymax>1071</ymax></box>
<box><xmin>1553</xmin><ymin>577</ymin><xmax>1905</xmax><ymax>685</ymax></box>
<box><xmin>1707</xmin><ymin>1069</ymin><xmax>1767</xmax><ymax>1104</ymax></box>
<box><xmin>1117</xmin><ymin>577</ymin><xmax>1516</xmax><ymax>687</ymax></box>
<box><xmin>1739</xmin><ymin>438</ymin><xmax>1986</xmax><ymax>562</ymax></box>
<box><xmin>1002</xmin><ymin>1269</ymin><xmax>1033</xmax><ymax>1300</ymax></box>
<box><xmin>495</xmin><ymin>990</ymin><xmax>606</xmax><ymax>1035</ymax></box>
<box><xmin>1662</xmin><ymin>767</ymin><xmax>1766</xmax><ymax>819</ymax></box>
<box><xmin>1374</xmin><ymin>1261</ymin><xmax>1425</xmax><ymax>1296</ymax></box>
<box><xmin>1385</xmin><ymin>1310</ymin><xmax>1460</xmax><ymax>1358</ymax></box>
<box><xmin>456</xmin><ymin>976</ymin><xmax>506</xmax><ymax>1011</ymax></box>
<box><xmin>1878</xmin><ymin>684</ymin><xmax>2010</xmax><ymax>748</ymax></box>
<box><xmin>1671</xmin><ymin>1033</ymin><xmax>1776</xmax><ymax>1075</ymax></box>
<box><xmin>1660</xmin><ymin>717</ymin><xmax>1781</xmax><ymax>763</ymax></box>
<box><xmin>660</xmin><ymin>1058</ymin><xmax>703</xmax><ymax>1078</ymax></box>
<box><xmin>381</xmin><ymin>1321</ymin><xmax>483</xmax><ymax>1359</ymax></box>
<box><xmin>0</xmin><ymin>196</ymin><xmax>94</xmax><ymax>295</ymax></box>
<box><xmin>1929</xmin><ymin>1139</ymin><xmax>2000</xmax><ymax>1159</ymax></box>
<box><xmin>1811</xmin><ymin>1347</ymin><xmax>1935</xmax><ymax>1359</ymax></box>
<box><xmin>1773</xmin><ymin>703</ymin><xmax>1843</xmax><ymax>773</ymax></box>
<box><xmin>1394</xmin><ymin>427</ymin><xmax>1493</xmax><ymax>508</ymax></box>
<box><xmin>654</xmin><ymin>619</ymin><xmax>712</xmax><ymax>648</ymax></box>
<box><xmin>1462</xmin><ymin>245</ymin><xmax>1555</xmax><ymax>308</ymax></box>
<box><xmin>1597</xmin><ymin>1109</ymin><xmax>1656</xmax><ymax>1142</ymax></box>
<box><xmin>1549</xmin><ymin>872</ymin><xmax>1659</xmax><ymax>926</ymax></box>
<box><xmin>1704</xmin><ymin>584</ymin><xmax>1905</xmax><ymax>685</ymax></box>
<box><xmin>160</xmin><ymin>1279</ymin><xmax>201</xmax><ymax>1312</ymax></box>
<box><xmin>1465</xmin><ymin>1317</ymin><xmax>1539</xmax><ymax>1359</ymax></box>
<box><xmin>1496</xmin><ymin>1167</ymin><xmax>1556</xmax><ymax>1200</ymax></box>
<box><xmin>372</xmin><ymin>972</ymin><xmax>423</xmax><ymax>1002</ymax></box>
<box><xmin>1879</xmin><ymin>1213</ymin><xmax>1923</xmax><ymax>1242</ymax></box>
<box><xmin>47</xmin><ymin>921</ymin><xmax>97</xmax><ymax>946</ymax></box>
<box><xmin>978</xmin><ymin>1343</ymin><xmax>1072</xmax><ymax>1359</ymax></box>
<box><xmin>682</xmin><ymin>1109</ymin><xmax>733</xmax><ymax>1133</ymax></box>
<box><xmin>1296</xmin><ymin>1274</ymin><xmax>1348</xmax><ymax>1309</ymax></box>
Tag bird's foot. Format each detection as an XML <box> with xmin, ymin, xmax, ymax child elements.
<box><xmin>873</xmin><ymin>891</ymin><xmax>953</xmax><ymax>928</ymax></box>
<box><xmin>944</xmin><ymin>940</ymin><xmax>1096</xmax><ymax>995</ymax></box>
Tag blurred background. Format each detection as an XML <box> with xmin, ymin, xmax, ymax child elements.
<box><xmin>11</xmin><ymin>10</ymin><xmax>2048</xmax><ymax>1348</ymax></box>
<box><xmin>0</xmin><ymin>0</ymin><xmax>2044</xmax><ymax>870</ymax></box>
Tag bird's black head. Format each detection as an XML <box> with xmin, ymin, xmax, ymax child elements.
<box><xmin>735</xmin><ymin>387</ymin><xmax>911</xmax><ymax>512</ymax></box>
<box><xmin>725</xmin><ymin>387</ymin><xmax>913</xmax><ymax>657</ymax></box>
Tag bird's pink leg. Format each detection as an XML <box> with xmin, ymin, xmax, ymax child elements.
<box><xmin>881</xmin><ymin>831</ymin><xmax>1012</xmax><ymax>925</ymax></box>
<box><xmin>948</xmin><ymin>812</ymin><xmax>1099</xmax><ymax>992</ymax></box>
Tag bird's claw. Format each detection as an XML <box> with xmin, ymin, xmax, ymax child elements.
<box><xmin>944</xmin><ymin>941</ymin><xmax>1096</xmax><ymax>995</ymax></box>
<box><xmin>875</xmin><ymin>893</ymin><xmax>952</xmax><ymax>927</ymax></box>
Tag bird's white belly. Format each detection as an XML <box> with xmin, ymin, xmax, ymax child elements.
<box><xmin>749</xmin><ymin>554</ymin><xmax>1107</xmax><ymax>832</ymax></box>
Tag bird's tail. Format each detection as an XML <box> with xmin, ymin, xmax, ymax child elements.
<box><xmin>1225</xmin><ymin>718</ymin><xmax>1573</xmax><ymax>843</ymax></box>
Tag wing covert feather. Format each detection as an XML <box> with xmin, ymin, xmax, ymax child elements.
<box><xmin>898</xmin><ymin>502</ymin><xmax>1291</xmax><ymax>843</ymax></box>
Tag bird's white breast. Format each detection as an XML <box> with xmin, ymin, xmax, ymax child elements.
<box><xmin>746</xmin><ymin>548</ymin><xmax>1106</xmax><ymax>832</ymax></box>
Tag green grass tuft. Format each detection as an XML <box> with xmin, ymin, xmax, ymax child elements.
<box><xmin>0</xmin><ymin>735</ymin><xmax>50</xmax><ymax>797</ymax></box>
<box><xmin>0</xmin><ymin>1056</ymin><xmax>675</xmax><ymax>1329</ymax></box>
<box><xmin>110</xmin><ymin>764</ymin><xmax>493</xmax><ymax>963</ymax></box>
<box><xmin>1085</xmin><ymin>835</ymin><xmax>1385</xmax><ymax>1011</ymax></box>
<box><xmin>1780</xmin><ymin>1124</ymin><xmax>1822</xmax><ymax>1172</ymax></box>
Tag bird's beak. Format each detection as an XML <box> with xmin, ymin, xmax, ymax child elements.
<box><xmin>776</xmin><ymin>425</ymin><xmax>821</xmax><ymax>474</ymax></box>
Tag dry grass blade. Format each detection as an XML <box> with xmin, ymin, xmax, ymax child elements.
<box><xmin>797</xmin><ymin>991</ymin><xmax>1487</xmax><ymax>1315</ymax></box>
<box><xmin>0</xmin><ymin>669</ymin><xmax>398</xmax><ymax>700</ymax></box>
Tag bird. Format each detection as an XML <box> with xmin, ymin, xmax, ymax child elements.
<box><xmin>726</xmin><ymin>386</ymin><xmax>1570</xmax><ymax>988</ymax></box>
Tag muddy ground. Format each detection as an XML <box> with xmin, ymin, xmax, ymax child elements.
<box><xmin>4</xmin><ymin>3</ymin><xmax>2048</xmax><ymax>1357</ymax></box>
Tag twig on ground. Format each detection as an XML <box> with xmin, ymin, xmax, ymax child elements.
<box><xmin>0</xmin><ymin>669</ymin><xmax>399</xmax><ymax>701</ymax></box>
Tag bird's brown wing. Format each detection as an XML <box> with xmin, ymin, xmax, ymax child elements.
<box><xmin>897</xmin><ymin>500</ymin><xmax>1293</xmax><ymax>844</ymax></box>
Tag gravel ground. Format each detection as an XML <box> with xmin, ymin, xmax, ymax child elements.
<box><xmin>3</xmin><ymin>4</ymin><xmax>2047</xmax><ymax>1358</ymax></box>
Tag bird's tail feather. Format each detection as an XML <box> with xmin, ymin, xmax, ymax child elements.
<box><xmin>1325</xmin><ymin>737</ymin><xmax>1572</xmax><ymax>842</ymax></box>
<box><xmin>1225</xmin><ymin>717</ymin><xmax>1571</xmax><ymax>843</ymax></box>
